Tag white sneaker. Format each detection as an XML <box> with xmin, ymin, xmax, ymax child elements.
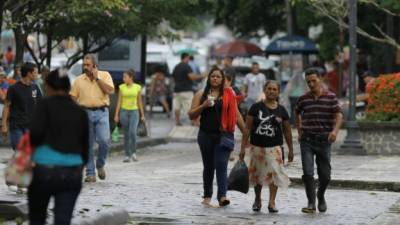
<box><xmin>131</xmin><ymin>154</ymin><xmax>138</xmax><ymax>161</ymax></box>
<box><xmin>123</xmin><ymin>156</ymin><xmax>131</xmax><ymax>163</ymax></box>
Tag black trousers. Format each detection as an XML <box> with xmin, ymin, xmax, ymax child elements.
<box><xmin>28</xmin><ymin>165</ymin><xmax>83</xmax><ymax>225</ymax></box>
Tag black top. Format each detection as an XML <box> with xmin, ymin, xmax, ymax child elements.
<box><xmin>7</xmin><ymin>81</ymin><xmax>42</xmax><ymax>129</ymax></box>
<box><xmin>30</xmin><ymin>96</ymin><xmax>89</xmax><ymax>164</ymax></box>
<box><xmin>248</xmin><ymin>102</ymin><xmax>289</xmax><ymax>147</ymax></box>
<box><xmin>173</xmin><ymin>62</ymin><xmax>193</xmax><ymax>92</ymax></box>
<box><xmin>200</xmin><ymin>99</ymin><xmax>222</xmax><ymax>134</ymax></box>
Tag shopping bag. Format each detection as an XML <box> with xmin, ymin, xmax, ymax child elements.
<box><xmin>4</xmin><ymin>132</ymin><xmax>33</xmax><ymax>187</ymax></box>
<box><xmin>111</xmin><ymin>126</ymin><xmax>120</xmax><ymax>143</ymax></box>
<box><xmin>137</xmin><ymin>120</ymin><xmax>148</xmax><ymax>137</ymax></box>
<box><xmin>227</xmin><ymin>160</ymin><xmax>249</xmax><ymax>194</ymax></box>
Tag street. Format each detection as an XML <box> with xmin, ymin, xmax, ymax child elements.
<box><xmin>71</xmin><ymin>143</ymin><xmax>400</xmax><ymax>224</ymax></box>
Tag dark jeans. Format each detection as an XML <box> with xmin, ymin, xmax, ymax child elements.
<box><xmin>197</xmin><ymin>130</ymin><xmax>231</xmax><ymax>201</ymax></box>
<box><xmin>28</xmin><ymin>165</ymin><xmax>83</xmax><ymax>225</ymax></box>
<box><xmin>10</xmin><ymin>128</ymin><xmax>28</xmax><ymax>150</ymax></box>
<box><xmin>300</xmin><ymin>134</ymin><xmax>332</xmax><ymax>188</ymax></box>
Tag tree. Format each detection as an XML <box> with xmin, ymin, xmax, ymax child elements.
<box><xmin>214</xmin><ymin>0</ymin><xmax>286</xmax><ymax>37</ymax></box>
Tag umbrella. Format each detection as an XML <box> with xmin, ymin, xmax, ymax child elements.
<box><xmin>176</xmin><ymin>48</ymin><xmax>198</xmax><ymax>55</ymax></box>
<box><xmin>265</xmin><ymin>35</ymin><xmax>318</xmax><ymax>55</ymax></box>
<box><xmin>212</xmin><ymin>40</ymin><xmax>263</xmax><ymax>57</ymax></box>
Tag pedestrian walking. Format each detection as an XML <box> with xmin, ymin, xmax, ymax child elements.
<box><xmin>2</xmin><ymin>62</ymin><xmax>41</xmax><ymax>150</ymax></box>
<box><xmin>239</xmin><ymin>80</ymin><xmax>293</xmax><ymax>213</ymax></box>
<box><xmin>172</xmin><ymin>53</ymin><xmax>203</xmax><ymax>126</ymax></box>
<box><xmin>28</xmin><ymin>69</ymin><xmax>89</xmax><ymax>225</ymax></box>
<box><xmin>188</xmin><ymin>67</ymin><xmax>245</xmax><ymax>207</ymax></box>
<box><xmin>114</xmin><ymin>69</ymin><xmax>145</xmax><ymax>162</ymax></box>
<box><xmin>70</xmin><ymin>54</ymin><xmax>114</xmax><ymax>183</ymax></box>
<box><xmin>295</xmin><ymin>68</ymin><xmax>343</xmax><ymax>213</ymax></box>
<box><xmin>241</xmin><ymin>62</ymin><xmax>267</xmax><ymax>113</ymax></box>
<box><xmin>222</xmin><ymin>56</ymin><xmax>236</xmax><ymax>85</ymax></box>
<box><xmin>149</xmin><ymin>66</ymin><xmax>171</xmax><ymax>117</ymax></box>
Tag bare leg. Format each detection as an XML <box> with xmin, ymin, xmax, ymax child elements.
<box><xmin>269</xmin><ymin>184</ymin><xmax>278</xmax><ymax>210</ymax></box>
<box><xmin>253</xmin><ymin>184</ymin><xmax>262</xmax><ymax>211</ymax></box>
<box><xmin>160</xmin><ymin>99</ymin><xmax>170</xmax><ymax>114</ymax></box>
<box><xmin>175</xmin><ymin>110</ymin><xmax>181</xmax><ymax>126</ymax></box>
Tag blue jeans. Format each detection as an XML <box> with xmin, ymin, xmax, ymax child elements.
<box><xmin>120</xmin><ymin>109</ymin><xmax>139</xmax><ymax>157</ymax></box>
<box><xmin>10</xmin><ymin>128</ymin><xmax>28</xmax><ymax>150</ymax></box>
<box><xmin>300</xmin><ymin>134</ymin><xmax>332</xmax><ymax>188</ymax></box>
<box><xmin>86</xmin><ymin>109</ymin><xmax>110</xmax><ymax>176</ymax></box>
<box><xmin>197</xmin><ymin>130</ymin><xmax>231</xmax><ymax>201</ymax></box>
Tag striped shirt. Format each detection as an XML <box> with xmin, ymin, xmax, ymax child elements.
<box><xmin>295</xmin><ymin>90</ymin><xmax>341</xmax><ymax>134</ymax></box>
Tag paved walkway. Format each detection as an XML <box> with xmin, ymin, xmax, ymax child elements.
<box><xmin>0</xmin><ymin>116</ymin><xmax>399</xmax><ymax>224</ymax></box>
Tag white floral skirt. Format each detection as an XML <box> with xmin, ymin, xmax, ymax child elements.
<box><xmin>248</xmin><ymin>145</ymin><xmax>290</xmax><ymax>188</ymax></box>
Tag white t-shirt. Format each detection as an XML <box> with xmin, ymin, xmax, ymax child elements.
<box><xmin>243</xmin><ymin>73</ymin><xmax>266</xmax><ymax>100</ymax></box>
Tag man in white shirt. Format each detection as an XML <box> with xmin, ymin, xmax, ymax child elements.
<box><xmin>241</xmin><ymin>62</ymin><xmax>267</xmax><ymax>110</ymax></box>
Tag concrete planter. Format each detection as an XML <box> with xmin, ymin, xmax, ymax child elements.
<box><xmin>358</xmin><ymin>122</ymin><xmax>400</xmax><ymax>155</ymax></box>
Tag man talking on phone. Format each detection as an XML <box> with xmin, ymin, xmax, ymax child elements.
<box><xmin>70</xmin><ymin>54</ymin><xmax>114</xmax><ymax>183</ymax></box>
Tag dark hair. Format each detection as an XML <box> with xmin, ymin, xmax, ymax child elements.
<box><xmin>304</xmin><ymin>67</ymin><xmax>322</xmax><ymax>77</ymax></box>
<box><xmin>200</xmin><ymin>67</ymin><xmax>225</xmax><ymax>103</ymax></box>
<box><xmin>224</xmin><ymin>56</ymin><xmax>234</xmax><ymax>61</ymax></box>
<box><xmin>83</xmin><ymin>54</ymin><xmax>97</xmax><ymax>66</ymax></box>
<box><xmin>225</xmin><ymin>73</ymin><xmax>233</xmax><ymax>82</ymax></box>
<box><xmin>46</xmin><ymin>69</ymin><xmax>70</xmax><ymax>92</ymax></box>
<box><xmin>189</xmin><ymin>55</ymin><xmax>194</xmax><ymax>60</ymax></box>
<box><xmin>252</xmin><ymin>62</ymin><xmax>259</xmax><ymax>66</ymax></box>
<box><xmin>41</xmin><ymin>66</ymin><xmax>50</xmax><ymax>73</ymax></box>
<box><xmin>181</xmin><ymin>53</ymin><xmax>189</xmax><ymax>60</ymax></box>
<box><xmin>124</xmin><ymin>69</ymin><xmax>135</xmax><ymax>80</ymax></box>
<box><xmin>21</xmin><ymin>62</ymin><xmax>37</xmax><ymax>78</ymax></box>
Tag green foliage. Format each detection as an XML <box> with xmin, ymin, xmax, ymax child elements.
<box><xmin>215</xmin><ymin>0</ymin><xmax>286</xmax><ymax>37</ymax></box>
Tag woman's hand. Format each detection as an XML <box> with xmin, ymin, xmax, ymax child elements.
<box><xmin>114</xmin><ymin>115</ymin><xmax>119</xmax><ymax>123</ymax></box>
<box><xmin>239</xmin><ymin>147</ymin><xmax>246</xmax><ymax>160</ymax></box>
<box><xmin>201</xmin><ymin>99</ymin><xmax>213</xmax><ymax>108</ymax></box>
<box><xmin>140</xmin><ymin>116</ymin><xmax>146</xmax><ymax>121</ymax></box>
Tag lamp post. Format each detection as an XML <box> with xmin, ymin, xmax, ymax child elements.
<box><xmin>339</xmin><ymin>0</ymin><xmax>365</xmax><ymax>155</ymax></box>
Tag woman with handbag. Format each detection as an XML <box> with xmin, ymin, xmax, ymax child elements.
<box><xmin>239</xmin><ymin>80</ymin><xmax>294</xmax><ymax>213</ymax></box>
<box><xmin>188</xmin><ymin>67</ymin><xmax>245</xmax><ymax>207</ymax></box>
<box><xmin>114</xmin><ymin>69</ymin><xmax>145</xmax><ymax>162</ymax></box>
<box><xmin>29</xmin><ymin>69</ymin><xmax>89</xmax><ymax>225</ymax></box>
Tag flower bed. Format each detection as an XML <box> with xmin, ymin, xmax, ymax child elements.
<box><xmin>365</xmin><ymin>73</ymin><xmax>400</xmax><ymax>121</ymax></box>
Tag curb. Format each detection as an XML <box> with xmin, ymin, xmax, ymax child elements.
<box><xmin>289</xmin><ymin>177</ymin><xmax>400</xmax><ymax>192</ymax></box>
<box><xmin>109</xmin><ymin>137</ymin><xmax>168</xmax><ymax>153</ymax></box>
<box><xmin>73</xmin><ymin>208</ymin><xmax>129</xmax><ymax>225</ymax></box>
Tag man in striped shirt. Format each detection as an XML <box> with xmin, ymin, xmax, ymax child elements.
<box><xmin>295</xmin><ymin>68</ymin><xmax>343</xmax><ymax>214</ymax></box>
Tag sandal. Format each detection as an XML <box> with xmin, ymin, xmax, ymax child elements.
<box><xmin>219</xmin><ymin>199</ymin><xmax>230</xmax><ymax>207</ymax></box>
<box><xmin>252</xmin><ymin>201</ymin><xmax>262</xmax><ymax>212</ymax></box>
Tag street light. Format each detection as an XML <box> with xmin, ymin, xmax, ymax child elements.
<box><xmin>339</xmin><ymin>0</ymin><xmax>365</xmax><ymax>155</ymax></box>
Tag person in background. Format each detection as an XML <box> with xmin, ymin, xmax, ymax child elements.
<box><xmin>0</xmin><ymin>67</ymin><xmax>10</xmax><ymax>102</ymax></box>
<box><xmin>189</xmin><ymin>55</ymin><xmax>202</xmax><ymax>92</ymax></box>
<box><xmin>241</xmin><ymin>62</ymin><xmax>266</xmax><ymax>113</ymax></box>
<box><xmin>114</xmin><ymin>69</ymin><xmax>145</xmax><ymax>162</ymax></box>
<box><xmin>295</xmin><ymin>68</ymin><xmax>342</xmax><ymax>214</ymax></box>
<box><xmin>223</xmin><ymin>56</ymin><xmax>236</xmax><ymax>85</ymax></box>
<box><xmin>36</xmin><ymin>66</ymin><xmax>50</xmax><ymax>96</ymax></box>
<box><xmin>70</xmin><ymin>54</ymin><xmax>114</xmax><ymax>183</ymax></box>
<box><xmin>356</xmin><ymin>72</ymin><xmax>376</xmax><ymax>104</ymax></box>
<box><xmin>149</xmin><ymin>66</ymin><xmax>171</xmax><ymax>117</ymax></box>
<box><xmin>2</xmin><ymin>62</ymin><xmax>42</xmax><ymax>193</ymax></box>
<box><xmin>188</xmin><ymin>67</ymin><xmax>245</xmax><ymax>207</ymax></box>
<box><xmin>4</xmin><ymin>46</ymin><xmax>14</xmax><ymax>70</ymax></box>
<box><xmin>29</xmin><ymin>69</ymin><xmax>89</xmax><ymax>225</ymax></box>
<box><xmin>172</xmin><ymin>53</ymin><xmax>203</xmax><ymax>126</ymax></box>
<box><xmin>240</xmin><ymin>80</ymin><xmax>293</xmax><ymax>213</ymax></box>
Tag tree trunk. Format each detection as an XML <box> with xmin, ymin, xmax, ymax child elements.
<box><xmin>46</xmin><ymin>23</ymin><xmax>53</xmax><ymax>67</ymax></box>
<box><xmin>0</xmin><ymin>0</ymin><xmax>5</xmax><ymax>43</ymax></box>
<box><xmin>13</xmin><ymin>27</ymin><xmax>26</xmax><ymax>66</ymax></box>
<box><xmin>83</xmin><ymin>34</ymin><xmax>89</xmax><ymax>55</ymax></box>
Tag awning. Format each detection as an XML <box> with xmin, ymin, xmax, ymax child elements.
<box><xmin>265</xmin><ymin>35</ymin><xmax>318</xmax><ymax>55</ymax></box>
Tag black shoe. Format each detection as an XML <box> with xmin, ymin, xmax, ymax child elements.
<box><xmin>268</xmin><ymin>205</ymin><xmax>279</xmax><ymax>213</ymax></box>
<box><xmin>219</xmin><ymin>199</ymin><xmax>230</xmax><ymax>207</ymax></box>
<box><xmin>301</xmin><ymin>202</ymin><xmax>316</xmax><ymax>213</ymax></box>
<box><xmin>318</xmin><ymin>196</ymin><xmax>327</xmax><ymax>212</ymax></box>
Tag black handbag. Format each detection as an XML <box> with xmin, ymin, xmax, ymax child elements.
<box><xmin>137</xmin><ymin>120</ymin><xmax>148</xmax><ymax>137</ymax></box>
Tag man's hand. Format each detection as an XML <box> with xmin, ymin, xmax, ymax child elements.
<box><xmin>114</xmin><ymin>115</ymin><xmax>119</xmax><ymax>123</ymax></box>
<box><xmin>92</xmin><ymin>67</ymin><xmax>98</xmax><ymax>79</ymax></box>
<box><xmin>2</xmin><ymin>124</ymin><xmax>8</xmax><ymax>138</ymax></box>
<box><xmin>328</xmin><ymin>131</ymin><xmax>338</xmax><ymax>143</ymax></box>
